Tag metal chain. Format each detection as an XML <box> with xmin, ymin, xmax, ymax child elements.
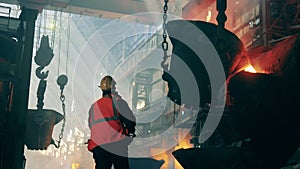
<box><xmin>161</xmin><ymin>0</ymin><xmax>169</xmax><ymax>71</ymax></box>
<box><xmin>161</xmin><ymin>0</ymin><xmax>178</xmax><ymax>126</ymax></box>
<box><xmin>215</xmin><ymin>0</ymin><xmax>227</xmax><ymax>52</ymax></box>
<box><xmin>55</xmin><ymin>90</ymin><xmax>66</xmax><ymax>148</ymax></box>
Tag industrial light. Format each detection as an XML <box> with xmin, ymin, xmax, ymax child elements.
<box><xmin>48</xmin><ymin>22</ymin><xmax>56</xmax><ymax>30</ymax></box>
<box><xmin>136</xmin><ymin>100</ymin><xmax>146</xmax><ymax>110</ymax></box>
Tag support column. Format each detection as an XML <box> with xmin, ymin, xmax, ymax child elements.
<box><xmin>260</xmin><ymin>0</ymin><xmax>270</xmax><ymax>45</ymax></box>
<box><xmin>9</xmin><ymin>8</ymin><xmax>38</xmax><ymax>169</ymax></box>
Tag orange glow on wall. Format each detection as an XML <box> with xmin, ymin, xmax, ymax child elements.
<box><xmin>174</xmin><ymin>137</ymin><xmax>192</xmax><ymax>169</ymax></box>
<box><xmin>152</xmin><ymin>134</ymin><xmax>192</xmax><ymax>169</ymax></box>
<box><xmin>152</xmin><ymin>149</ymin><xmax>170</xmax><ymax>169</ymax></box>
<box><xmin>174</xmin><ymin>136</ymin><xmax>192</xmax><ymax>150</ymax></box>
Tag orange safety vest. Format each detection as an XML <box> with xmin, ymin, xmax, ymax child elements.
<box><xmin>88</xmin><ymin>97</ymin><xmax>126</xmax><ymax>151</ymax></box>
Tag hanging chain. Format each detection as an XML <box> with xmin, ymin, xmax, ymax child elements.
<box><xmin>161</xmin><ymin>0</ymin><xmax>169</xmax><ymax>71</ymax></box>
<box><xmin>161</xmin><ymin>0</ymin><xmax>179</xmax><ymax>124</ymax></box>
<box><xmin>215</xmin><ymin>0</ymin><xmax>227</xmax><ymax>52</ymax></box>
<box><xmin>55</xmin><ymin>89</ymin><xmax>66</xmax><ymax>148</ymax></box>
<box><xmin>55</xmin><ymin>75</ymin><xmax>68</xmax><ymax>148</ymax></box>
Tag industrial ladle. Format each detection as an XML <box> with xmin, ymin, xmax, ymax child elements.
<box><xmin>25</xmin><ymin>35</ymin><xmax>67</xmax><ymax>150</ymax></box>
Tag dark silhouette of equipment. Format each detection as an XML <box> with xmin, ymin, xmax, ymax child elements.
<box><xmin>162</xmin><ymin>5</ymin><xmax>300</xmax><ymax>169</ymax></box>
<box><xmin>25</xmin><ymin>35</ymin><xmax>67</xmax><ymax>150</ymax></box>
<box><xmin>129</xmin><ymin>158</ymin><xmax>164</xmax><ymax>169</ymax></box>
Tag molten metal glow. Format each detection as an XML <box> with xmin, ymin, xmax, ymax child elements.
<box><xmin>174</xmin><ymin>137</ymin><xmax>192</xmax><ymax>169</ymax></box>
<box><xmin>244</xmin><ymin>65</ymin><xmax>257</xmax><ymax>73</ymax></box>
<box><xmin>206</xmin><ymin>10</ymin><xmax>212</xmax><ymax>22</ymax></box>
<box><xmin>152</xmin><ymin>135</ymin><xmax>192</xmax><ymax>169</ymax></box>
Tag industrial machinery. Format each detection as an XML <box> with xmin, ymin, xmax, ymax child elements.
<box><xmin>0</xmin><ymin>7</ymin><xmax>39</xmax><ymax>169</ymax></box>
<box><xmin>0</xmin><ymin>6</ymin><xmax>67</xmax><ymax>169</ymax></box>
<box><xmin>161</xmin><ymin>0</ymin><xmax>300</xmax><ymax>169</ymax></box>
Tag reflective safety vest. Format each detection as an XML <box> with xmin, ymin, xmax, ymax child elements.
<box><xmin>88</xmin><ymin>97</ymin><xmax>126</xmax><ymax>151</ymax></box>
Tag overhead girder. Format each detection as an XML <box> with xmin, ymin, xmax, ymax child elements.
<box><xmin>1</xmin><ymin>0</ymin><xmax>217</xmax><ymax>22</ymax></box>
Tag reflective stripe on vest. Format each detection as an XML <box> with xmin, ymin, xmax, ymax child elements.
<box><xmin>89</xmin><ymin>99</ymin><xmax>119</xmax><ymax>127</ymax></box>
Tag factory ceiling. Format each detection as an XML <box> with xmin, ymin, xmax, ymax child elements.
<box><xmin>0</xmin><ymin>0</ymin><xmax>214</xmax><ymax>22</ymax></box>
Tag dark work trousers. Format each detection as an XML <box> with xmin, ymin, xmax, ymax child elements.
<box><xmin>92</xmin><ymin>140</ymin><xmax>130</xmax><ymax>169</ymax></box>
